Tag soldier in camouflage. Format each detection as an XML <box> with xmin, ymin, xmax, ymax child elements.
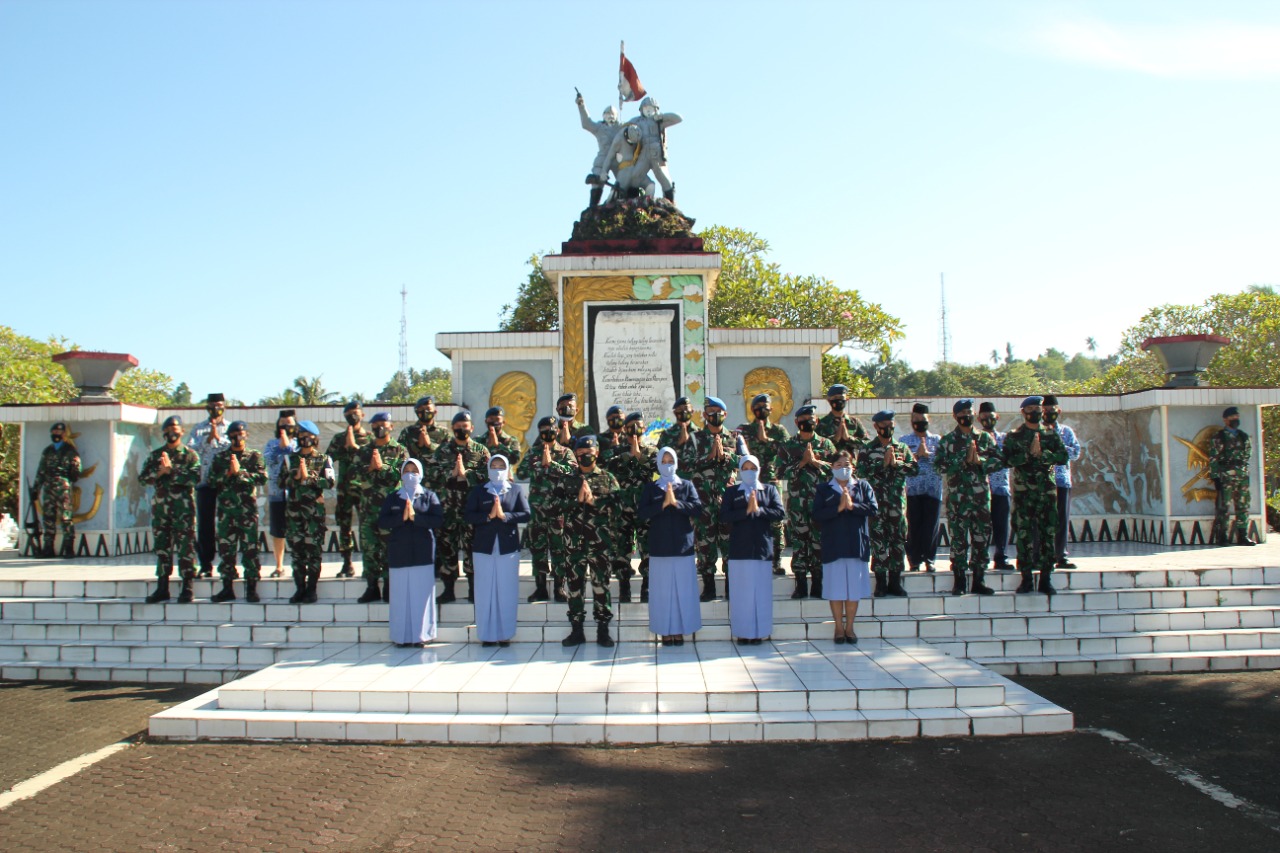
<box><xmin>658</xmin><ymin>396</ymin><xmax>701</xmax><ymax>473</ymax></box>
<box><xmin>327</xmin><ymin>401</ymin><xmax>371</xmax><ymax>578</ymax></box>
<box><xmin>354</xmin><ymin>412</ymin><xmax>410</xmax><ymax>602</ymax></box>
<box><xmin>596</xmin><ymin>406</ymin><xmax>633</xmax><ymax>599</ymax></box>
<box><xmin>554</xmin><ymin>392</ymin><xmax>594</xmax><ymax>447</ymax></box>
<box><xmin>857</xmin><ymin>410</ymin><xmax>919</xmax><ymax>597</ymax></box>
<box><xmin>691</xmin><ymin>396</ymin><xmax>741</xmax><ymax>601</ymax></box>
<box><xmin>279</xmin><ymin>420</ymin><xmax>336</xmax><ymax>604</ymax></box>
<box><xmin>932</xmin><ymin>400</ymin><xmax>1004</xmax><ymax>596</ymax></box>
<box><xmin>554</xmin><ymin>435</ymin><xmax>619</xmax><ymax>647</ymax></box>
<box><xmin>481</xmin><ymin>405</ymin><xmax>523</xmax><ymax>470</ymax></box>
<box><xmin>1003</xmin><ymin>396</ymin><xmax>1070</xmax><ymax>595</ymax></box>
<box><xmin>516</xmin><ymin>416</ymin><xmax>575</xmax><ymax>602</ymax></box>
<box><xmin>208</xmin><ymin>421</ymin><xmax>269</xmax><ymax>602</ymax></box>
<box><xmin>140</xmin><ymin>416</ymin><xmax>202</xmax><ymax>603</ymax></box>
<box><xmin>33</xmin><ymin>421</ymin><xmax>81</xmax><ymax>558</ymax></box>
<box><xmin>399</xmin><ymin>395</ymin><xmax>451</xmax><ymax>458</ymax></box>
<box><xmin>430</xmin><ymin>410</ymin><xmax>490</xmax><ymax>603</ymax></box>
<box><xmin>605</xmin><ymin>411</ymin><xmax>658</xmax><ymax>602</ymax></box>
<box><xmin>737</xmin><ymin>393</ymin><xmax>791</xmax><ymax>576</ymax></box>
<box><xmin>816</xmin><ymin>384</ymin><xmax>869</xmax><ymax>455</ymax></box>
<box><xmin>779</xmin><ymin>405</ymin><xmax>838</xmax><ymax>599</ymax></box>
<box><xmin>1209</xmin><ymin>406</ymin><xmax>1256</xmax><ymax>546</ymax></box>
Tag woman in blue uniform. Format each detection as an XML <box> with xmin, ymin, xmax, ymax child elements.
<box><xmin>637</xmin><ymin>447</ymin><xmax>704</xmax><ymax>646</ymax></box>
<box><xmin>465</xmin><ymin>453</ymin><xmax>531</xmax><ymax>647</ymax></box>
<box><xmin>812</xmin><ymin>451</ymin><xmax>878</xmax><ymax>644</ymax></box>
<box><xmin>377</xmin><ymin>458</ymin><xmax>445</xmax><ymax>646</ymax></box>
<box><xmin>720</xmin><ymin>454</ymin><xmax>785</xmax><ymax>645</ymax></box>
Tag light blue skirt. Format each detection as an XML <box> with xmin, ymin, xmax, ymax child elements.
<box><xmin>727</xmin><ymin>559</ymin><xmax>773</xmax><ymax>639</ymax></box>
<box><xmin>389</xmin><ymin>563</ymin><xmax>437</xmax><ymax>644</ymax></box>
<box><xmin>648</xmin><ymin>555</ymin><xmax>702</xmax><ymax>636</ymax></box>
<box><xmin>472</xmin><ymin>542</ymin><xmax>520</xmax><ymax>642</ymax></box>
<box><xmin>823</xmin><ymin>557</ymin><xmax>872</xmax><ymax>601</ymax></box>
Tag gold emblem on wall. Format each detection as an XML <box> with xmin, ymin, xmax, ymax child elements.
<box><xmin>562</xmin><ymin>276</ymin><xmax>638</xmax><ymax>405</ymax></box>
<box><xmin>489</xmin><ymin>371</ymin><xmax>537</xmax><ymax>453</ymax></box>
<box><xmin>1175</xmin><ymin>426</ymin><xmax>1222</xmax><ymax>503</ymax></box>
<box><xmin>743</xmin><ymin>367</ymin><xmax>794</xmax><ymax>425</ymax></box>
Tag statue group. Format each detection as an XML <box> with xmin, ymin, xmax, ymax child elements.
<box><xmin>577</xmin><ymin>93</ymin><xmax>682</xmax><ymax>208</ymax></box>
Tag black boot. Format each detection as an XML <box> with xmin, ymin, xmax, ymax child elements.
<box><xmin>528</xmin><ymin>561</ymin><xmax>551</xmax><ymax>601</ymax></box>
<box><xmin>640</xmin><ymin>576</ymin><xmax>649</xmax><ymax>603</ymax></box>
<box><xmin>1037</xmin><ymin>571</ymin><xmax>1057</xmax><ymax>596</ymax></box>
<box><xmin>809</xmin><ymin>571</ymin><xmax>823</xmax><ymax>600</ymax></box>
<box><xmin>290</xmin><ymin>573</ymin><xmax>308</xmax><ymax>604</ymax></box>
<box><xmin>562</xmin><ymin>623</ymin><xmax>586</xmax><ymax>647</ymax></box>
<box><xmin>971</xmin><ymin>569</ymin><xmax>994</xmax><ymax>596</ymax></box>
<box><xmin>951</xmin><ymin>571</ymin><xmax>967</xmax><ymax>596</ymax></box>
<box><xmin>886</xmin><ymin>570</ymin><xmax>908</xmax><ymax>597</ymax></box>
<box><xmin>873</xmin><ymin>571</ymin><xmax>887</xmax><ymax>598</ymax></box>
<box><xmin>145</xmin><ymin>577</ymin><xmax>171</xmax><ymax>604</ymax></box>
<box><xmin>1016</xmin><ymin>569</ymin><xmax>1035</xmax><ymax>594</ymax></box>
<box><xmin>211</xmin><ymin>578</ymin><xmax>236</xmax><ymax>603</ymax></box>
<box><xmin>304</xmin><ymin>570</ymin><xmax>321</xmax><ymax>605</ymax></box>
<box><xmin>554</xmin><ymin>578</ymin><xmax>568</xmax><ymax>603</ymax></box>
<box><xmin>176</xmin><ymin>576</ymin><xmax>195</xmax><ymax>604</ymax></box>
<box><xmin>40</xmin><ymin>537</ymin><xmax>56</xmax><ymax>559</ymax></box>
<box><xmin>337</xmin><ymin>555</ymin><xmax>355</xmax><ymax>578</ymax></box>
<box><xmin>597</xmin><ymin>623</ymin><xmax>615</xmax><ymax>648</ymax></box>
<box><xmin>60</xmin><ymin>537</ymin><xmax>76</xmax><ymax>558</ymax></box>
<box><xmin>357</xmin><ymin>579</ymin><xmax>381</xmax><ymax>603</ymax></box>
<box><xmin>700</xmin><ymin>574</ymin><xmax>717</xmax><ymax>602</ymax></box>
<box><xmin>617</xmin><ymin>576</ymin><xmax>632</xmax><ymax>603</ymax></box>
<box><xmin>1237</xmin><ymin>529</ymin><xmax>1258</xmax><ymax>546</ymax></box>
<box><xmin>438</xmin><ymin>577</ymin><xmax>456</xmax><ymax>604</ymax></box>
<box><xmin>245</xmin><ymin>578</ymin><xmax>260</xmax><ymax>603</ymax></box>
<box><xmin>790</xmin><ymin>576</ymin><xmax>809</xmax><ymax>599</ymax></box>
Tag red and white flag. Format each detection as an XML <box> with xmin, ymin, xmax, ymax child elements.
<box><xmin>618</xmin><ymin>44</ymin><xmax>646</xmax><ymax>102</ymax></box>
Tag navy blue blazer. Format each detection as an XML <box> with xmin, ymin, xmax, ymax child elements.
<box><xmin>718</xmin><ymin>484</ymin><xmax>786</xmax><ymax>560</ymax></box>
<box><xmin>637</xmin><ymin>479</ymin><xmax>703</xmax><ymax>557</ymax></box>
<box><xmin>812</xmin><ymin>479</ymin><xmax>878</xmax><ymax>563</ymax></box>
<box><xmin>377</xmin><ymin>489</ymin><xmax>445</xmax><ymax>568</ymax></box>
<box><xmin>464</xmin><ymin>484</ymin><xmax>531</xmax><ymax>555</ymax></box>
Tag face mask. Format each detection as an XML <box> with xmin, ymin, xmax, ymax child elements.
<box><xmin>540</xmin><ymin>430</ymin><xmax>556</xmax><ymax>442</ymax></box>
<box><xmin>797</xmin><ymin>420</ymin><xmax>815</xmax><ymax>433</ymax></box>
<box><xmin>607</xmin><ymin>418</ymin><xmax>623</xmax><ymax>430</ymax></box>
<box><xmin>1044</xmin><ymin>411</ymin><xmax>1059</xmax><ymax>424</ymax></box>
<box><xmin>558</xmin><ymin>408</ymin><xmax>573</xmax><ymax>420</ymax></box>
<box><xmin>705</xmin><ymin>412</ymin><xmax>725</xmax><ymax>427</ymax></box>
<box><xmin>208</xmin><ymin>408</ymin><xmax>223</xmax><ymax>420</ymax></box>
<box><xmin>658</xmin><ymin>462</ymin><xmax>677</xmax><ymax>479</ymax></box>
<box><xmin>626</xmin><ymin>426</ymin><xmax>643</xmax><ymax>437</ymax></box>
<box><xmin>675</xmin><ymin>410</ymin><xmax>692</xmax><ymax>423</ymax></box>
<box><xmin>830</xmin><ymin>399</ymin><xmax>846</xmax><ymax>412</ymax></box>
<box><xmin>876</xmin><ymin>426</ymin><xmax>893</xmax><ymax>438</ymax></box>
<box><xmin>753</xmin><ymin>408</ymin><xmax>770</xmax><ymax>421</ymax></box>
<box><xmin>344</xmin><ymin>413</ymin><xmax>361</xmax><ymax>426</ymax></box>
<box><xmin>372</xmin><ymin>426</ymin><xmax>390</xmax><ymax>439</ymax></box>
<box><xmin>453</xmin><ymin>428</ymin><xmax>471</xmax><ymax>441</ymax></box>
<box><xmin>52</xmin><ymin>440</ymin><xmax>65</xmax><ymax>450</ymax></box>
<box><xmin>285</xmin><ymin>425</ymin><xmax>299</xmax><ymax>438</ymax></box>
<box><xmin>578</xmin><ymin>453</ymin><xmax>596</xmax><ymax>468</ymax></box>
<box><xmin>980</xmin><ymin>418</ymin><xmax>996</xmax><ymax>430</ymax></box>
<box><xmin>957</xmin><ymin>415</ymin><xmax>974</xmax><ymax>428</ymax></box>
<box><xmin>419</xmin><ymin>411</ymin><xmax>435</xmax><ymax>425</ymax></box>
<box><xmin>401</xmin><ymin>471</ymin><xmax>421</xmax><ymax>493</ymax></box>
<box><xmin>489</xmin><ymin>467</ymin><xmax>508</xmax><ymax>487</ymax></box>
<box><xmin>740</xmin><ymin>469</ymin><xmax>758</xmax><ymax>490</ymax></box>
<box><xmin>1227</xmin><ymin>419</ymin><xmax>1241</xmax><ymax>430</ymax></box>
<box><xmin>912</xmin><ymin>420</ymin><xmax>928</xmax><ymax>433</ymax></box>
<box><xmin>230</xmin><ymin>434</ymin><xmax>246</xmax><ymax>448</ymax></box>
<box><xmin>1025</xmin><ymin>411</ymin><xmax>1042</xmax><ymax>424</ymax></box>
<box><xmin>298</xmin><ymin>435</ymin><xmax>317</xmax><ymax>448</ymax></box>
<box><xmin>833</xmin><ymin>467</ymin><xmax>852</xmax><ymax>482</ymax></box>
<box><xmin>164</xmin><ymin>431</ymin><xmax>181</xmax><ymax>444</ymax></box>
<box><xmin>486</xmin><ymin>421</ymin><xmax>502</xmax><ymax>433</ymax></box>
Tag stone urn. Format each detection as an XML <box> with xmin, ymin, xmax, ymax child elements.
<box><xmin>51</xmin><ymin>351</ymin><xmax>139</xmax><ymax>400</ymax></box>
<box><xmin>1139</xmin><ymin>335</ymin><xmax>1229</xmax><ymax>387</ymax></box>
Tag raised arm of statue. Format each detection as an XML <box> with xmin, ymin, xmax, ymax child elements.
<box><xmin>658</xmin><ymin>112</ymin><xmax>683</xmax><ymax>128</ymax></box>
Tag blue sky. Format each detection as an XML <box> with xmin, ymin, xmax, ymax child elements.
<box><xmin>3</xmin><ymin>0</ymin><xmax>1277</xmax><ymax>403</ymax></box>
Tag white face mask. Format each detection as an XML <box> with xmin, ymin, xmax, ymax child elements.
<box><xmin>658</xmin><ymin>462</ymin><xmax>677</xmax><ymax>479</ymax></box>
<box><xmin>740</xmin><ymin>469</ymin><xmax>759</xmax><ymax>490</ymax></box>
<box><xmin>833</xmin><ymin>467</ymin><xmax>852</xmax><ymax>482</ymax></box>
<box><xmin>489</xmin><ymin>467</ymin><xmax>508</xmax><ymax>487</ymax></box>
<box><xmin>401</xmin><ymin>471</ymin><xmax>421</xmax><ymax>493</ymax></box>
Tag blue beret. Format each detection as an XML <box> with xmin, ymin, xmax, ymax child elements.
<box><xmin>625</xmin><ymin>411</ymin><xmax>644</xmax><ymax>424</ymax></box>
<box><xmin>1020</xmin><ymin>396</ymin><xmax>1043</xmax><ymax>408</ymax></box>
<box><xmin>704</xmin><ymin>396</ymin><xmax>726</xmax><ymax>411</ymax></box>
<box><xmin>485</xmin><ymin>406</ymin><xmax>503</xmax><ymax>419</ymax></box>
<box><xmin>751</xmin><ymin>393</ymin><xmax>770</xmax><ymax>407</ymax></box>
<box><xmin>606</xmin><ymin>405</ymin><xmax>623</xmax><ymax>418</ymax></box>
<box><xmin>228</xmin><ymin>420</ymin><xmax>248</xmax><ymax>433</ymax></box>
<box><xmin>872</xmin><ymin>410</ymin><xmax>895</xmax><ymax>423</ymax></box>
<box><xmin>674</xmin><ymin>396</ymin><xmax>691</xmax><ymax>408</ymax></box>
<box><xmin>50</xmin><ymin>421</ymin><xmax>67</xmax><ymax>432</ymax></box>
<box><xmin>575</xmin><ymin>435</ymin><xmax>598</xmax><ymax>450</ymax></box>
<box><xmin>343</xmin><ymin>400</ymin><xmax>361</xmax><ymax>412</ymax></box>
<box><xmin>795</xmin><ymin>405</ymin><xmax>817</xmax><ymax>418</ymax></box>
<box><xmin>162</xmin><ymin>415</ymin><xmax>182</xmax><ymax>429</ymax></box>
<box><xmin>1223</xmin><ymin>406</ymin><xmax>1240</xmax><ymax>418</ymax></box>
<box><xmin>452</xmin><ymin>410</ymin><xmax>472</xmax><ymax>424</ymax></box>
<box><xmin>557</xmin><ymin>393</ymin><xmax>577</xmax><ymax>405</ymax></box>
<box><xmin>370</xmin><ymin>412</ymin><xmax>391</xmax><ymax>424</ymax></box>
<box><xmin>297</xmin><ymin>420</ymin><xmax>320</xmax><ymax>436</ymax></box>
<box><xmin>953</xmin><ymin>399</ymin><xmax>974</xmax><ymax>414</ymax></box>
<box><xmin>538</xmin><ymin>416</ymin><xmax>556</xmax><ymax>429</ymax></box>
<box><xmin>414</xmin><ymin>396</ymin><xmax>435</xmax><ymax>408</ymax></box>
<box><xmin>826</xmin><ymin>384</ymin><xmax>849</xmax><ymax>397</ymax></box>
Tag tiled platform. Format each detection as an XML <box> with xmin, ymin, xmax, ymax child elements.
<box><xmin>149</xmin><ymin>638</ymin><xmax>1071</xmax><ymax>743</ymax></box>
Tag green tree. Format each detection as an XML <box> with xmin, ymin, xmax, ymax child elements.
<box><xmin>291</xmin><ymin>375</ymin><xmax>337</xmax><ymax>406</ymax></box>
<box><xmin>376</xmin><ymin>367</ymin><xmax>452</xmax><ymax>404</ymax></box>
<box><xmin>499</xmin><ymin>253</ymin><xmax>558</xmax><ymax>332</ymax></box>
<box><xmin>170</xmin><ymin>381</ymin><xmax>192</xmax><ymax>405</ymax></box>
<box><xmin>257</xmin><ymin>390</ymin><xmax>302</xmax><ymax>407</ymax></box>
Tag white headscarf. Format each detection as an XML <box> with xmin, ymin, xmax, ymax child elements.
<box><xmin>398</xmin><ymin>458</ymin><xmax>425</xmax><ymax>501</ymax></box>
<box><xmin>656</xmin><ymin>446</ymin><xmax>681</xmax><ymax>488</ymax></box>
<box><xmin>485</xmin><ymin>453</ymin><xmax>512</xmax><ymax>497</ymax></box>
<box><xmin>738</xmin><ymin>454</ymin><xmax>761</xmax><ymax>495</ymax></box>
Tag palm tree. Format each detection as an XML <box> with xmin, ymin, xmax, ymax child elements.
<box><xmin>1005</xmin><ymin>342</ymin><xmax>1014</xmax><ymax>365</ymax></box>
<box><xmin>1086</xmin><ymin>336</ymin><xmax>1098</xmax><ymax>355</ymax></box>
<box><xmin>1247</xmin><ymin>284</ymin><xmax>1277</xmax><ymax>296</ymax></box>
<box><xmin>990</xmin><ymin>349</ymin><xmax>1000</xmax><ymax>366</ymax></box>
<box><xmin>291</xmin><ymin>375</ymin><xmax>336</xmax><ymax>406</ymax></box>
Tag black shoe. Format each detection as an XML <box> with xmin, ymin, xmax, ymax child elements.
<box><xmin>834</xmin><ymin>635</ymin><xmax>846</xmax><ymax>645</ymax></box>
<box><xmin>970</xmin><ymin>574</ymin><xmax>995</xmax><ymax>596</ymax></box>
<box><xmin>562</xmin><ymin>625</ymin><xmax>586</xmax><ymax>647</ymax></box>
<box><xmin>700</xmin><ymin>575</ymin><xmax>717</xmax><ymax>602</ymax></box>
<box><xmin>873</xmin><ymin>572</ymin><xmax>887</xmax><ymax>598</ymax></box>
<box><xmin>304</xmin><ymin>573</ymin><xmax>321</xmax><ymax>605</ymax></box>
<box><xmin>289</xmin><ymin>575</ymin><xmax>307</xmax><ymax>604</ymax></box>
<box><xmin>674</xmin><ymin>636</ymin><xmax>684</xmax><ymax>646</ymax></box>
<box><xmin>951</xmin><ymin>573</ymin><xmax>966</xmax><ymax>596</ymax></box>
<box><xmin>554</xmin><ymin>583</ymin><xmax>568</xmax><ymax>603</ymax></box>
<box><xmin>1037</xmin><ymin>572</ymin><xmax>1057</xmax><ymax>596</ymax></box>
<box><xmin>847</xmin><ymin>633</ymin><xmax>858</xmax><ymax>644</ymax></box>
<box><xmin>245</xmin><ymin>579</ymin><xmax>260</xmax><ymax>603</ymax></box>
<box><xmin>482</xmin><ymin>641</ymin><xmax>497</xmax><ymax>648</ymax></box>
<box><xmin>211</xmin><ymin>580</ymin><xmax>236</xmax><ymax>603</ymax></box>
<box><xmin>198</xmin><ymin>566</ymin><xmax>214</xmax><ymax>578</ymax></box>
<box><xmin>908</xmin><ymin>563</ymin><xmax>920</xmax><ymax>573</ymax></box>
<box><xmin>597</xmin><ymin>625</ymin><xmax>615</xmax><ymax>648</ymax></box>
<box><xmin>640</xmin><ymin>578</ymin><xmax>649</xmax><ymax>603</ymax></box>
<box><xmin>1055</xmin><ymin>559</ymin><xmax>1077</xmax><ymax>569</ymax></box>
<box><xmin>736</xmin><ymin>637</ymin><xmax>749</xmax><ymax>646</ymax></box>
<box><xmin>438</xmin><ymin>580</ymin><xmax>456</xmax><ymax>604</ymax></box>
<box><xmin>145</xmin><ymin>578</ymin><xmax>171</xmax><ymax>604</ymax></box>
<box><xmin>527</xmin><ymin>579</ymin><xmax>550</xmax><ymax>602</ymax></box>
<box><xmin>1016</xmin><ymin>572</ymin><xmax>1035</xmax><ymax>594</ymax></box>
<box><xmin>1237</xmin><ymin>531</ymin><xmax>1258</xmax><ymax>546</ymax></box>
<box><xmin>176</xmin><ymin>578</ymin><xmax>195</xmax><ymax>604</ymax></box>
<box><xmin>924</xmin><ymin>561</ymin><xmax>936</xmax><ymax>573</ymax></box>
<box><xmin>618</xmin><ymin>577</ymin><xmax>632</xmax><ymax>603</ymax></box>
<box><xmin>886</xmin><ymin>571</ymin><xmax>908</xmax><ymax>597</ymax></box>
<box><xmin>751</xmin><ymin>638</ymin><xmax>763</xmax><ymax>645</ymax></box>
<box><xmin>498</xmin><ymin>641</ymin><xmax>510</xmax><ymax>647</ymax></box>
<box><xmin>790</xmin><ymin>577</ymin><xmax>809</xmax><ymax>599</ymax></box>
<box><xmin>357</xmin><ymin>581</ymin><xmax>381</xmax><ymax>604</ymax></box>
<box><xmin>337</xmin><ymin>560</ymin><xmax>355</xmax><ymax>578</ymax></box>
<box><xmin>773</xmin><ymin>565</ymin><xmax>786</xmax><ymax>576</ymax></box>
<box><xmin>992</xmin><ymin>558</ymin><xmax>1012</xmax><ymax>571</ymax></box>
<box><xmin>809</xmin><ymin>576</ymin><xmax>823</xmax><ymax>599</ymax></box>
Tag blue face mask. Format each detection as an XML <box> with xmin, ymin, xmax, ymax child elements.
<box><xmin>658</xmin><ymin>462</ymin><xmax>677</xmax><ymax>479</ymax></box>
<box><xmin>834</xmin><ymin>467</ymin><xmax>853</xmax><ymax>482</ymax></box>
<box><xmin>489</xmin><ymin>467</ymin><xmax>508</xmax><ymax>487</ymax></box>
<box><xmin>52</xmin><ymin>440</ymin><xmax>65</xmax><ymax>450</ymax></box>
<box><xmin>740</xmin><ymin>469</ymin><xmax>759</xmax><ymax>490</ymax></box>
<box><xmin>401</xmin><ymin>472</ymin><xmax>421</xmax><ymax>494</ymax></box>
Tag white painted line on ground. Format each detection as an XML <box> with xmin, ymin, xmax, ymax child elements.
<box><xmin>1082</xmin><ymin>727</ymin><xmax>1280</xmax><ymax>833</ymax></box>
<box><xmin>0</xmin><ymin>740</ymin><xmax>133</xmax><ymax>811</ymax></box>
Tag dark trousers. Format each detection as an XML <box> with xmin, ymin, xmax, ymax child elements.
<box><xmin>906</xmin><ymin>495</ymin><xmax>942</xmax><ymax>566</ymax></box>
<box><xmin>195</xmin><ymin>486</ymin><xmax>219</xmax><ymax>571</ymax></box>
<box><xmin>1055</xmin><ymin>487</ymin><xmax>1071</xmax><ymax>561</ymax></box>
<box><xmin>990</xmin><ymin>494</ymin><xmax>1011</xmax><ymax>560</ymax></box>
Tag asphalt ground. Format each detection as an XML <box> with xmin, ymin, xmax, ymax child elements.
<box><xmin>0</xmin><ymin>672</ymin><xmax>1278</xmax><ymax>851</ymax></box>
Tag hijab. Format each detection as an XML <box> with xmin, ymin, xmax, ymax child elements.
<box><xmin>656</xmin><ymin>447</ymin><xmax>681</xmax><ymax>488</ymax></box>
<box><xmin>738</xmin><ymin>454</ymin><xmax>761</xmax><ymax>495</ymax></box>
<box><xmin>485</xmin><ymin>453</ymin><xmax>512</xmax><ymax>497</ymax></box>
<box><xmin>398</xmin><ymin>459</ymin><xmax>425</xmax><ymax>501</ymax></box>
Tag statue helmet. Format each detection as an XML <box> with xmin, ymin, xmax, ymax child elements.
<box><xmin>623</xmin><ymin>123</ymin><xmax>642</xmax><ymax>143</ymax></box>
<box><xmin>602</xmin><ymin>105</ymin><xmax>619</xmax><ymax>124</ymax></box>
<box><xmin>639</xmin><ymin>96</ymin><xmax>659</xmax><ymax>116</ymax></box>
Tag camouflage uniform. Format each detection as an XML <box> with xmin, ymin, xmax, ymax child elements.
<box><xmin>857</xmin><ymin>439</ymin><xmax>919</xmax><ymax>580</ymax></box>
<box><xmin>605</xmin><ymin>440</ymin><xmax>658</xmax><ymax>581</ymax></box>
<box><xmin>399</xmin><ymin>422</ymin><xmax>451</xmax><ymax>460</ymax></box>
<box><xmin>352</xmin><ymin>441</ymin><xmax>410</xmax><ymax>581</ymax></box>
<box><xmin>737</xmin><ymin>419</ymin><xmax>790</xmax><ymax>572</ymax></box>
<box><xmin>326</xmin><ymin>427</ymin><xmax>372</xmax><ymax>565</ymax></box>
<box><xmin>658</xmin><ymin>424</ymin><xmax>701</xmax><ymax>473</ymax></box>
<box><xmin>429</xmin><ymin>439</ymin><xmax>490</xmax><ymax>589</ymax></box>
<box><xmin>139</xmin><ymin>444</ymin><xmax>201</xmax><ymax>578</ymax></box>
<box><xmin>932</xmin><ymin>429</ymin><xmax>1003</xmax><ymax>581</ymax></box>
<box><xmin>690</xmin><ymin>429</ymin><xmax>740</xmax><ymax>584</ymax></box>
<box><xmin>34</xmin><ymin>442</ymin><xmax>81</xmax><ymax>555</ymax></box>
<box><xmin>1208</xmin><ymin>427</ymin><xmax>1253</xmax><ymax>543</ymax></box>
<box><xmin>515</xmin><ymin>439</ymin><xmax>576</xmax><ymax>589</ymax></box>
<box><xmin>279</xmin><ymin>451</ymin><xmax>336</xmax><ymax>579</ymax></box>
<box><xmin>481</xmin><ymin>428</ymin><xmax>524</xmax><ymax>471</ymax></box>
<box><xmin>778</xmin><ymin>434</ymin><xmax>838</xmax><ymax>580</ymax></box>
<box><xmin>208</xmin><ymin>446</ymin><xmax>268</xmax><ymax>581</ymax></box>
<box><xmin>816</xmin><ymin>412</ymin><xmax>868</xmax><ymax>456</ymax></box>
<box><xmin>553</xmin><ymin>465</ymin><xmax>618</xmax><ymax>626</ymax></box>
<box><xmin>1003</xmin><ymin>426</ymin><xmax>1069</xmax><ymax>578</ymax></box>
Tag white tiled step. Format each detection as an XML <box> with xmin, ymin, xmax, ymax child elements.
<box><xmin>932</xmin><ymin>627</ymin><xmax>1280</xmax><ymax>659</ymax></box>
<box><xmin>984</xmin><ymin>648</ymin><xmax>1280</xmax><ymax>676</ymax></box>
<box><xmin>0</xmin><ymin>639</ymin><xmax>311</xmax><ymax>666</ymax></box>
<box><xmin>0</xmin><ymin>661</ymin><xmax>244</xmax><ymax>684</ymax></box>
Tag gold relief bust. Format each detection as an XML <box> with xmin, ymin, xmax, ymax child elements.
<box><xmin>743</xmin><ymin>367</ymin><xmax>794</xmax><ymax>425</ymax></box>
<box><xmin>489</xmin><ymin>371</ymin><xmax>537</xmax><ymax>452</ymax></box>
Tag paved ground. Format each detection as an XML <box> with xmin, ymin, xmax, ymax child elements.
<box><xmin>2</xmin><ymin>673</ymin><xmax>1278</xmax><ymax>851</ymax></box>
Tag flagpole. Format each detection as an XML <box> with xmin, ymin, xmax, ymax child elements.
<box><xmin>619</xmin><ymin>40</ymin><xmax>625</xmax><ymax>115</ymax></box>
